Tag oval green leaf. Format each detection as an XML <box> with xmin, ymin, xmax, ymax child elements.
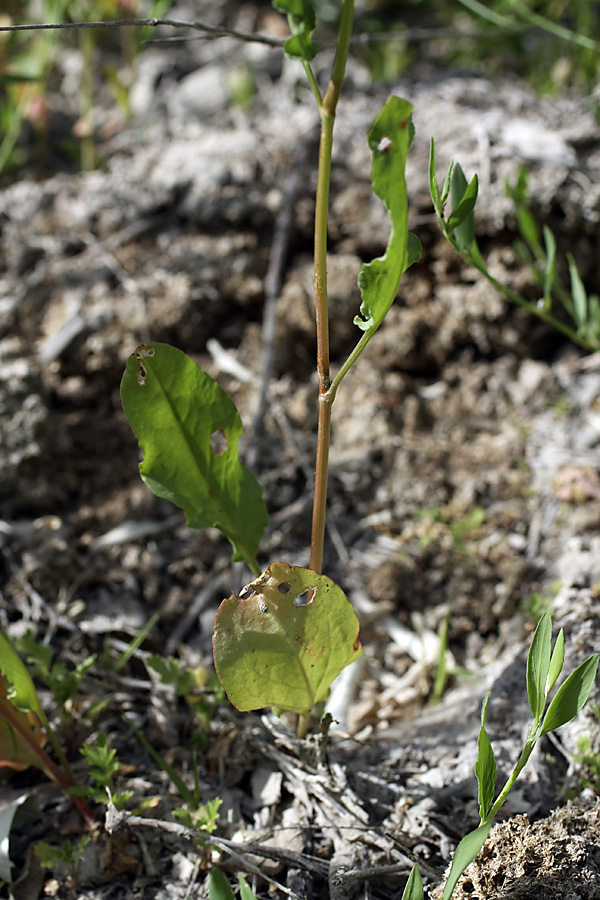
<box><xmin>213</xmin><ymin>562</ymin><xmax>362</xmax><ymax>715</ymax></box>
<box><xmin>121</xmin><ymin>343</ymin><xmax>268</xmax><ymax>570</ymax></box>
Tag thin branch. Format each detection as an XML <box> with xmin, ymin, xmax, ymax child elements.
<box><xmin>0</xmin><ymin>18</ymin><xmax>527</xmax><ymax>46</ymax></box>
<box><xmin>0</xmin><ymin>18</ymin><xmax>284</xmax><ymax>47</ymax></box>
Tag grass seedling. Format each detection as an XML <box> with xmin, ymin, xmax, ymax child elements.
<box><xmin>401</xmin><ymin>609</ymin><xmax>599</xmax><ymax>899</ymax></box>
<box><xmin>429</xmin><ymin>142</ymin><xmax>600</xmax><ymax>351</ymax></box>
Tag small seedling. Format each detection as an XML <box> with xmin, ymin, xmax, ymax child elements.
<box><xmin>401</xmin><ymin>609</ymin><xmax>599</xmax><ymax>899</ymax></box>
<box><xmin>430</xmin><ymin>143</ymin><xmax>600</xmax><ymax>351</ymax></box>
<box><xmin>35</xmin><ymin>834</ymin><xmax>91</xmax><ymax>888</ymax></box>
<box><xmin>208</xmin><ymin>867</ymin><xmax>258</xmax><ymax>900</ymax></box>
<box><xmin>120</xmin><ymin>1</ymin><xmax>421</xmax><ymax>736</ymax></box>
<box><xmin>70</xmin><ymin>732</ymin><xmax>133</xmax><ymax>810</ymax></box>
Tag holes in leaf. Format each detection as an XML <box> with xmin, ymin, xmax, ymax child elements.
<box><xmin>210</xmin><ymin>429</ymin><xmax>228</xmax><ymax>456</ymax></box>
<box><xmin>293</xmin><ymin>588</ymin><xmax>315</xmax><ymax>607</ymax></box>
<box><xmin>377</xmin><ymin>135</ymin><xmax>393</xmax><ymax>154</ymax></box>
<box><xmin>132</xmin><ymin>343</ymin><xmax>154</xmax><ymax>387</ymax></box>
<box><xmin>277</xmin><ymin>582</ymin><xmax>291</xmax><ymax>594</ymax></box>
<box><xmin>133</xmin><ymin>344</ymin><xmax>155</xmax><ymax>361</ymax></box>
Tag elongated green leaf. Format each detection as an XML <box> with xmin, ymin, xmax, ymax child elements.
<box><xmin>121</xmin><ymin>343</ymin><xmax>268</xmax><ymax>569</ymax></box>
<box><xmin>542</xmin><ymin>225</ymin><xmax>556</xmax><ymax>310</ymax></box>
<box><xmin>208</xmin><ymin>867</ymin><xmax>235</xmax><ymax>900</ymax></box>
<box><xmin>401</xmin><ymin>864</ymin><xmax>424</xmax><ymax>900</ymax></box>
<box><xmin>475</xmin><ymin>694</ymin><xmax>496</xmax><ymax>821</ymax></box>
<box><xmin>354</xmin><ymin>97</ymin><xmax>420</xmax><ymax>334</ymax></box>
<box><xmin>567</xmin><ymin>252</ymin><xmax>588</xmax><ymax>329</ymax></box>
<box><xmin>272</xmin><ymin>0</ymin><xmax>317</xmax><ymax>60</ymax></box>
<box><xmin>547</xmin><ymin>628</ymin><xmax>565</xmax><ymax>695</ymax></box>
<box><xmin>213</xmin><ymin>562</ymin><xmax>362</xmax><ymax>715</ymax></box>
<box><xmin>448</xmin><ymin>164</ymin><xmax>478</xmax><ymax>249</ymax></box>
<box><xmin>442</xmin><ymin>822</ymin><xmax>492</xmax><ymax>900</ymax></box>
<box><xmin>541</xmin><ymin>654</ymin><xmax>600</xmax><ymax>735</ymax></box>
<box><xmin>238</xmin><ymin>875</ymin><xmax>258</xmax><ymax>900</ymax></box>
<box><xmin>429</xmin><ymin>139</ymin><xmax>442</xmax><ymax>214</ymax></box>
<box><xmin>527</xmin><ymin>610</ymin><xmax>552</xmax><ymax>721</ymax></box>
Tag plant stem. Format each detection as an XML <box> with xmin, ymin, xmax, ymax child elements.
<box><xmin>484</xmin><ymin>730</ymin><xmax>539</xmax><ymax>824</ymax></box>
<box><xmin>309</xmin><ymin>0</ymin><xmax>355</xmax><ymax>574</ymax></box>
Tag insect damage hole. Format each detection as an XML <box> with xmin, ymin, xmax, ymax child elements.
<box><xmin>210</xmin><ymin>429</ymin><xmax>228</xmax><ymax>456</ymax></box>
<box><xmin>277</xmin><ymin>582</ymin><xmax>291</xmax><ymax>594</ymax></box>
<box><xmin>133</xmin><ymin>344</ymin><xmax>155</xmax><ymax>387</ymax></box>
<box><xmin>133</xmin><ymin>344</ymin><xmax>155</xmax><ymax>361</ymax></box>
<box><xmin>293</xmin><ymin>588</ymin><xmax>315</xmax><ymax>607</ymax></box>
<box><xmin>377</xmin><ymin>135</ymin><xmax>393</xmax><ymax>154</ymax></box>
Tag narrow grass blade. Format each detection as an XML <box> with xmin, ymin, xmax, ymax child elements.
<box><xmin>400</xmin><ymin>864</ymin><xmax>424</xmax><ymax>900</ymax></box>
<box><xmin>442</xmin><ymin>821</ymin><xmax>492</xmax><ymax>900</ymax></box>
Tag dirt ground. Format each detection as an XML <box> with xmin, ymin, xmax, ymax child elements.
<box><xmin>1</xmin><ymin>3</ymin><xmax>600</xmax><ymax>898</ymax></box>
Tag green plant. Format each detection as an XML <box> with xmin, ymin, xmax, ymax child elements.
<box><xmin>208</xmin><ymin>866</ymin><xmax>258</xmax><ymax>900</ymax></box>
<box><xmin>35</xmin><ymin>834</ymin><xmax>91</xmax><ymax>887</ymax></box>
<box><xmin>70</xmin><ymin>731</ymin><xmax>134</xmax><ymax>809</ymax></box>
<box><xmin>2</xmin><ymin>3</ymin><xmax>599</xmax><ymax>897</ymax></box>
<box><xmin>430</xmin><ymin>146</ymin><xmax>600</xmax><ymax>351</ymax></box>
<box><xmin>121</xmin><ymin>0</ymin><xmax>421</xmax><ymax>739</ymax></box>
<box><xmin>401</xmin><ymin>608</ymin><xmax>599</xmax><ymax>898</ymax></box>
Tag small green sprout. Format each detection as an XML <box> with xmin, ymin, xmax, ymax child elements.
<box><xmin>401</xmin><ymin>610</ymin><xmax>599</xmax><ymax>899</ymax></box>
<box><xmin>70</xmin><ymin>732</ymin><xmax>133</xmax><ymax>810</ymax></box>
<box><xmin>35</xmin><ymin>835</ymin><xmax>91</xmax><ymax>887</ymax></box>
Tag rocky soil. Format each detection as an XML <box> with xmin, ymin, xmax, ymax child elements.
<box><xmin>1</xmin><ymin>3</ymin><xmax>600</xmax><ymax>898</ymax></box>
